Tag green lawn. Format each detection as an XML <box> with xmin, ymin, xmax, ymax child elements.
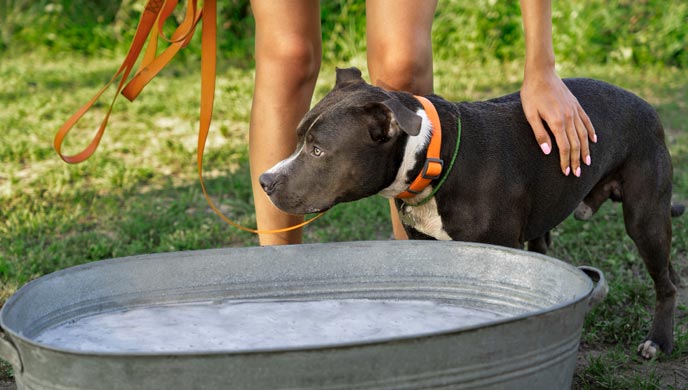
<box><xmin>1</xmin><ymin>52</ymin><xmax>687</xmax><ymax>388</ymax></box>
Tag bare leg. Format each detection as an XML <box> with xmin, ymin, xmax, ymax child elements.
<box><xmin>366</xmin><ymin>0</ymin><xmax>437</xmax><ymax>240</ymax></box>
<box><xmin>249</xmin><ymin>0</ymin><xmax>321</xmax><ymax>245</ymax></box>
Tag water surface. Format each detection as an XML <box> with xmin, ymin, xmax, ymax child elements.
<box><xmin>35</xmin><ymin>299</ymin><xmax>503</xmax><ymax>353</ymax></box>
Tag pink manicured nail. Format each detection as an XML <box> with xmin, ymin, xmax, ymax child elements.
<box><xmin>593</xmin><ymin>134</ymin><xmax>598</xmax><ymax>143</ymax></box>
<box><xmin>540</xmin><ymin>143</ymin><xmax>551</xmax><ymax>155</ymax></box>
<box><xmin>585</xmin><ymin>155</ymin><xmax>591</xmax><ymax>166</ymax></box>
<box><xmin>565</xmin><ymin>167</ymin><xmax>570</xmax><ymax>176</ymax></box>
<box><xmin>575</xmin><ymin>167</ymin><xmax>581</xmax><ymax>177</ymax></box>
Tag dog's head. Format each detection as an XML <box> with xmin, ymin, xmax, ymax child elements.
<box><xmin>259</xmin><ymin>67</ymin><xmax>423</xmax><ymax>214</ymax></box>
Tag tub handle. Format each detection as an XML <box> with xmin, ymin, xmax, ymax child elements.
<box><xmin>0</xmin><ymin>328</ymin><xmax>22</xmax><ymax>372</ymax></box>
<box><xmin>578</xmin><ymin>266</ymin><xmax>608</xmax><ymax>309</ymax></box>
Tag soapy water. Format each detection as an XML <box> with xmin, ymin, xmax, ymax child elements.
<box><xmin>34</xmin><ymin>299</ymin><xmax>504</xmax><ymax>353</ymax></box>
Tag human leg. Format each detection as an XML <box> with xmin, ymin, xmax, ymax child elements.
<box><xmin>366</xmin><ymin>0</ymin><xmax>437</xmax><ymax>240</ymax></box>
<box><xmin>249</xmin><ymin>0</ymin><xmax>322</xmax><ymax>245</ymax></box>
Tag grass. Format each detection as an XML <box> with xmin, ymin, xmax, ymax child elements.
<box><xmin>1</xmin><ymin>51</ymin><xmax>687</xmax><ymax>389</ymax></box>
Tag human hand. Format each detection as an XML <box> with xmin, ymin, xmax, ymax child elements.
<box><xmin>520</xmin><ymin>68</ymin><xmax>596</xmax><ymax>177</ymax></box>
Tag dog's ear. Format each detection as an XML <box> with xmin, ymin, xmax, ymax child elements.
<box><xmin>382</xmin><ymin>99</ymin><xmax>422</xmax><ymax>136</ymax></box>
<box><xmin>364</xmin><ymin>99</ymin><xmax>422</xmax><ymax>142</ymax></box>
<box><xmin>335</xmin><ymin>67</ymin><xmax>364</xmax><ymax>88</ymax></box>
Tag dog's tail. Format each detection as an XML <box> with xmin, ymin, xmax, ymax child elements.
<box><xmin>672</xmin><ymin>203</ymin><xmax>686</xmax><ymax>218</ymax></box>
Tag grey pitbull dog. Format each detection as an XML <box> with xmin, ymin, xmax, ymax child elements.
<box><xmin>259</xmin><ymin>67</ymin><xmax>683</xmax><ymax>359</ymax></box>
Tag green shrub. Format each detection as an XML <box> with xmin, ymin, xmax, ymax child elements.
<box><xmin>549</xmin><ymin>0</ymin><xmax>688</xmax><ymax>68</ymax></box>
<box><xmin>1</xmin><ymin>0</ymin><xmax>686</xmax><ymax>67</ymax></box>
<box><xmin>1</xmin><ymin>0</ymin><xmax>122</xmax><ymax>53</ymax></box>
<box><xmin>433</xmin><ymin>0</ymin><xmax>687</xmax><ymax>67</ymax></box>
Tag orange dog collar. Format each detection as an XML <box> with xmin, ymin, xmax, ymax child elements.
<box><xmin>396</xmin><ymin>96</ymin><xmax>444</xmax><ymax>199</ymax></box>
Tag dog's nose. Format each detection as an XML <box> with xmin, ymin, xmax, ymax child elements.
<box><xmin>259</xmin><ymin>172</ymin><xmax>278</xmax><ymax>196</ymax></box>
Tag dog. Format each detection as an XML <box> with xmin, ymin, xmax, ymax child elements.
<box><xmin>259</xmin><ymin>67</ymin><xmax>683</xmax><ymax>359</ymax></box>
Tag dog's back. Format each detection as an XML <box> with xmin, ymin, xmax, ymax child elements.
<box><xmin>445</xmin><ymin>78</ymin><xmax>671</xmax><ymax>241</ymax></box>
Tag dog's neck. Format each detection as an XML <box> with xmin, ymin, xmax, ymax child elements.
<box><xmin>378</xmin><ymin>108</ymin><xmax>434</xmax><ymax>198</ymax></box>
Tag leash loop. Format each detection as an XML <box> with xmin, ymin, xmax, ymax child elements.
<box><xmin>55</xmin><ymin>0</ymin><xmax>323</xmax><ymax>235</ymax></box>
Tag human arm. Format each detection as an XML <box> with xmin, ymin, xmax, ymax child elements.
<box><xmin>519</xmin><ymin>0</ymin><xmax>596</xmax><ymax>177</ymax></box>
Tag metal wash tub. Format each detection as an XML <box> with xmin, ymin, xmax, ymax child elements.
<box><xmin>0</xmin><ymin>241</ymin><xmax>606</xmax><ymax>390</ymax></box>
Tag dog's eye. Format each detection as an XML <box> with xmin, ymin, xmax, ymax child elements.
<box><xmin>311</xmin><ymin>146</ymin><xmax>323</xmax><ymax>157</ymax></box>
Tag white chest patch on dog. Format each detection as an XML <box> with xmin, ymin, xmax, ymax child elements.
<box><xmin>398</xmin><ymin>188</ymin><xmax>452</xmax><ymax>241</ymax></box>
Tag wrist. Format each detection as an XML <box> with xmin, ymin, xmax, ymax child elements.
<box><xmin>524</xmin><ymin>53</ymin><xmax>555</xmax><ymax>74</ymax></box>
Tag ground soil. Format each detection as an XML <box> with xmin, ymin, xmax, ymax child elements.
<box><xmin>572</xmin><ymin>255</ymin><xmax>688</xmax><ymax>390</ymax></box>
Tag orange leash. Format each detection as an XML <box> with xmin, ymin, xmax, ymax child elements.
<box><xmin>54</xmin><ymin>0</ymin><xmax>323</xmax><ymax>234</ymax></box>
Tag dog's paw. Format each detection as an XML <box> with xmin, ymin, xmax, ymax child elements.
<box><xmin>574</xmin><ymin>202</ymin><xmax>593</xmax><ymax>221</ymax></box>
<box><xmin>637</xmin><ymin>340</ymin><xmax>659</xmax><ymax>360</ymax></box>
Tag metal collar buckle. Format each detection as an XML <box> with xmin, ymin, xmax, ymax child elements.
<box><xmin>421</xmin><ymin>158</ymin><xmax>444</xmax><ymax>180</ymax></box>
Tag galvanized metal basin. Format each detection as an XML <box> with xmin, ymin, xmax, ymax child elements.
<box><xmin>0</xmin><ymin>241</ymin><xmax>605</xmax><ymax>390</ymax></box>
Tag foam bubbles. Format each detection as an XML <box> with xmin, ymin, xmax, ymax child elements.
<box><xmin>34</xmin><ymin>299</ymin><xmax>503</xmax><ymax>353</ymax></box>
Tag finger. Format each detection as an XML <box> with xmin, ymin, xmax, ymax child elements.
<box><xmin>578</xmin><ymin>105</ymin><xmax>597</xmax><ymax>143</ymax></box>
<box><xmin>575</xmin><ymin>113</ymin><xmax>591</xmax><ymax>167</ymax></box>
<box><xmin>549</xmin><ymin>116</ymin><xmax>571</xmax><ymax>175</ymax></box>
<box><xmin>565</xmin><ymin>112</ymin><xmax>581</xmax><ymax>177</ymax></box>
<box><xmin>525</xmin><ymin>111</ymin><xmax>552</xmax><ymax>155</ymax></box>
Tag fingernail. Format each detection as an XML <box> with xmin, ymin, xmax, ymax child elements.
<box><xmin>575</xmin><ymin>167</ymin><xmax>581</xmax><ymax>177</ymax></box>
<box><xmin>540</xmin><ymin>143</ymin><xmax>551</xmax><ymax>155</ymax></box>
<box><xmin>585</xmin><ymin>155</ymin><xmax>591</xmax><ymax>166</ymax></box>
<box><xmin>565</xmin><ymin>167</ymin><xmax>570</xmax><ymax>176</ymax></box>
<box><xmin>593</xmin><ymin>134</ymin><xmax>598</xmax><ymax>143</ymax></box>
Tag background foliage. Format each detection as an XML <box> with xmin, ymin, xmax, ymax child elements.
<box><xmin>2</xmin><ymin>0</ymin><xmax>687</xmax><ymax>67</ymax></box>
